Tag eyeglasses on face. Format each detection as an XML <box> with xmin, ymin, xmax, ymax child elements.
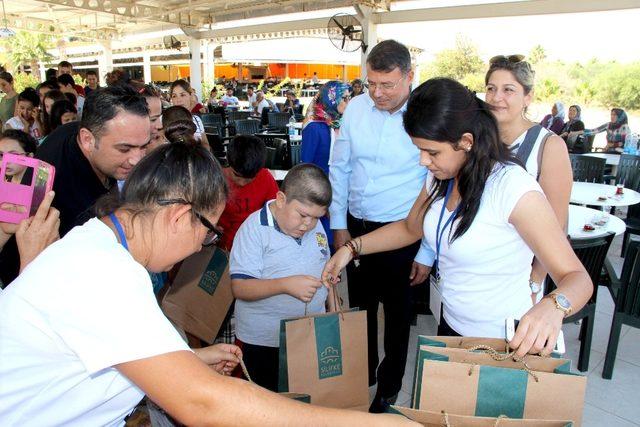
<box><xmin>489</xmin><ymin>54</ymin><xmax>525</xmax><ymax>65</ymax></box>
<box><xmin>363</xmin><ymin>75</ymin><xmax>405</xmax><ymax>92</ymax></box>
<box><xmin>157</xmin><ymin>198</ymin><xmax>223</xmax><ymax>246</ymax></box>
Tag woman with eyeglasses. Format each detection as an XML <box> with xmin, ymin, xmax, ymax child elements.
<box><xmin>484</xmin><ymin>55</ymin><xmax>572</xmax><ymax>304</ymax></box>
<box><xmin>323</xmin><ymin>77</ymin><xmax>591</xmax><ymax>357</ymax></box>
<box><xmin>0</xmin><ymin>141</ymin><xmax>411</xmax><ymax>426</ymax></box>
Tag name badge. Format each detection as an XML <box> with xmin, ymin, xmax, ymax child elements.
<box><xmin>429</xmin><ymin>275</ymin><xmax>443</xmax><ymax>325</ymax></box>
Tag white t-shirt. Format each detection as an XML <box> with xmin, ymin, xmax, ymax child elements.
<box><xmin>422</xmin><ymin>164</ymin><xmax>543</xmax><ymax>338</ymax></box>
<box><xmin>256</xmin><ymin>99</ymin><xmax>270</xmax><ymax>115</ymax></box>
<box><xmin>4</xmin><ymin>116</ymin><xmax>41</xmax><ymax>139</ymax></box>
<box><xmin>220</xmin><ymin>94</ymin><xmax>239</xmax><ymax>105</ymax></box>
<box><xmin>247</xmin><ymin>93</ymin><xmax>257</xmax><ymax>105</ymax></box>
<box><xmin>0</xmin><ymin>218</ymin><xmax>190</xmax><ymax>426</ymax></box>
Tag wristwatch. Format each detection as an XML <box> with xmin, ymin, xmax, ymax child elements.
<box><xmin>529</xmin><ymin>279</ymin><xmax>542</xmax><ymax>294</ymax></box>
<box><xmin>545</xmin><ymin>292</ymin><xmax>573</xmax><ymax>317</ymax></box>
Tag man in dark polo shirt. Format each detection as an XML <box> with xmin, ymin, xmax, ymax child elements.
<box><xmin>36</xmin><ymin>86</ymin><xmax>151</xmax><ymax>236</ymax></box>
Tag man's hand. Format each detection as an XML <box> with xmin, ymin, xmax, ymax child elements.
<box><xmin>333</xmin><ymin>229</ymin><xmax>351</xmax><ymax>252</ymax></box>
<box><xmin>409</xmin><ymin>261</ymin><xmax>431</xmax><ymax>286</ymax></box>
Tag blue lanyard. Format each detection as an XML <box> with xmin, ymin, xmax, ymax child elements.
<box><xmin>434</xmin><ymin>180</ymin><xmax>459</xmax><ymax>279</ymax></box>
<box><xmin>109</xmin><ymin>213</ymin><xmax>129</xmax><ymax>251</ymax></box>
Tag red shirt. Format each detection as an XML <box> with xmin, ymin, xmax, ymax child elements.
<box><xmin>191</xmin><ymin>103</ymin><xmax>204</xmax><ymax>114</ymax></box>
<box><xmin>74</xmin><ymin>84</ymin><xmax>85</xmax><ymax>97</ymax></box>
<box><xmin>218</xmin><ymin>168</ymin><xmax>279</xmax><ymax>250</ymax></box>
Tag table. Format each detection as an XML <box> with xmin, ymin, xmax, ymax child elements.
<box><xmin>570</xmin><ymin>182</ymin><xmax>640</xmax><ymax>207</ymax></box>
<box><xmin>269</xmin><ymin>169</ymin><xmax>288</xmax><ymax>181</ymax></box>
<box><xmin>568</xmin><ymin>205</ymin><xmax>626</xmax><ymax>239</ymax></box>
<box><xmin>583</xmin><ymin>152</ymin><xmax>620</xmax><ymax>175</ymax></box>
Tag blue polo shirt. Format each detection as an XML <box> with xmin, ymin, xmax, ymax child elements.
<box><xmin>230</xmin><ymin>201</ymin><xmax>330</xmax><ymax>347</ymax></box>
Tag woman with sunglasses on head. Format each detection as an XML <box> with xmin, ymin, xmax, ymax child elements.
<box><xmin>0</xmin><ymin>141</ymin><xmax>413</xmax><ymax>426</ymax></box>
<box><xmin>323</xmin><ymin>77</ymin><xmax>591</xmax><ymax>357</ymax></box>
<box><xmin>484</xmin><ymin>55</ymin><xmax>572</xmax><ymax>303</ymax></box>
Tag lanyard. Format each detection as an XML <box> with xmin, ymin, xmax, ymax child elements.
<box><xmin>434</xmin><ymin>179</ymin><xmax>459</xmax><ymax>281</ymax></box>
<box><xmin>109</xmin><ymin>213</ymin><xmax>129</xmax><ymax>251</ymax></box>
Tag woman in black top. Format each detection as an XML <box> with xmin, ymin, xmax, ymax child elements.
<box><xmin>559</xmin><ymin>104</ymin><xmax>585</xmax><ymax>148</ymax></box>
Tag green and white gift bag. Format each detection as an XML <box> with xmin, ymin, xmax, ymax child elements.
<box><xmin>412</xmin><ymin>339</ymin><xmax>586</xmax><ymax>425</ymax></box>
<box><xmin>278</xmin><ymin>309</ymin><xmax>369</xmax><ymax>410</ymax></box>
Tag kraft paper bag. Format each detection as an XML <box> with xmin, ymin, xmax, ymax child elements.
<box><xmin>278</xmin><ymin>309</ymin><xmax>369</xmax><ymax>410</ymax></box>
<box><xmin>161</xmin><ymin>246</ymin><xmax>233</xmax><ymax>344</ymax></box>
<box><xmin>387</xmin><ymin>406</ymin><xmax>573</xmax><ymax>427</ymax></box>
<box><xmin>412</xmin><ymin>345</ymin><xmax>586</xmax><ymax>425</ymax></box>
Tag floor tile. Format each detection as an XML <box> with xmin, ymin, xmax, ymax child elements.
<box><xmin>585</xmin><ymin>358</ymin><xmax>640</xmax><ymax>422</ymax></box>
<box><xmin>582</xmin><ymin>404</ymin><xmax>639</xmax><ymax>427</ymax></box>
<box><xmin>612</xmin><ymin>326</ymin><xmax>640</xmax><ymax>367</ymax></box>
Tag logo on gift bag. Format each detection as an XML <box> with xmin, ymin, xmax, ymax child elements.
<box><xmin>198</xmin><ymin>249</ymin><xmax>228</xmax><ymax>295</ymax></box>
<box><xmin>316</xmin><ymin>232</ymin><xmax>328</xmax><ymax>257</ymax></box>
<box><xmin>315</xmin><ymin>316</ymin><xmax>343</xmax><ymax>379</ymax></box>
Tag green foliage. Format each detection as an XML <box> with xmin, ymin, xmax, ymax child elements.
<box><xmin>460</xmin><ymin>73</ymin><xmax>485</xmax><ymax>93</ymax></box>
<box><xmin>72</xmin><ymin>74</ymin><xmax>84</xmax><ymax>86</ymax></box>
<box><xmin>529</xmin><ymin>45</ymin><xmax>547</xmax><ymax>65</ymax></box>
<box><xmin>421</xmin><ymin>35</ymin><xmax>484</xmax><ymax>82</ymax></box>
<box><xmin>594</xmin><ymin>63</ymin><xmax>640</xmax><ymax>110</ymax></box>
<box><xmin>1</xmin><ymin>32</ymin><xmax>53</xmax><ymax>71</ymax></box>
<box><xmin>12</xmin><ymin>73</ymin><xmax>40</xmax><ymax>93</ymax></box>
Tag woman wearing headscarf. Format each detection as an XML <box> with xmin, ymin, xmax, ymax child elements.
<box><xmin>559</xmin><ymin>104</ymin><xmax>585</xmax><ymax>146</ymax></box>
<box><xmin>540</xmin><ymin>101</ymin><xmax>566</xmax><ymax>135</ymax></box>
<box><xmin>301</xmin><ymin>80</ymin><xmax>351</xmax><ymax>249</ymax></box>
<box><xmin>570</xmin><ymin>108</ymin><xmax>631</xmax><ymax>153</ymax></box>
<box><xmin>301</xmin><ymin>80</ymin><xmax>351</xmax><ymax>175</ymax></box>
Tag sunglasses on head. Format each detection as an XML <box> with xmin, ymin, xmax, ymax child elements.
<box><xmin>489</xmin><ymin>54</ymin><xmax>525</xmax><ymax>65</ymax></box>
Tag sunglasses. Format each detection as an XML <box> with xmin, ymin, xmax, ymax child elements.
<box><xmin>157</xmin><ymin>198</ymin><xmax>223</xmax><ymax>246</ymax></box>
<box><xmin>489</xmin><ymin>54</ymin><xmax>526</xmax><ymax>65</ymax></box>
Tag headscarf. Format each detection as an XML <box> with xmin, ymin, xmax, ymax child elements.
<box><xmin>543</xmin><ymin>101</ymin><xmax>565</xmax><ymax>128</ymax></box>
<box><xmin>609</xmin><ymin>108</ymin><xmax>628</xmax><ymax>130</ymax></box>
<box><xmin>309</xmin><ymin>80</ymin><xmax>351</xmax><ymax>129</ymax></box>
<box><xmin>567</xmin><ymin>105</ymin><xmax>581</xmax><ymax>123</ymax></box>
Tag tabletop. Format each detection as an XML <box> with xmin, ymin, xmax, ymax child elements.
<box><xmin>568</xmin><ymin>205</ymin><xmax>625</xmax><ymax>239</ymax></box>
<box><xmin>570</xmin><ymin>182</ymin><xmax>640</xmax><ymax>207</ymax></box>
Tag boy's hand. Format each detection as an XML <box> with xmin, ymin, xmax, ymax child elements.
<box><xmin>284</xmin><ymin>275</ymin><xmax>323</xmax><ymax>303</ymax></box>
<box><xmin>193</xmin><ymin>343</ymin><xmax>242</xmax><ymax>375</ymax></box>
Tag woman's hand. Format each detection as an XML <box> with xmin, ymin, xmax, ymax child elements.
<box><xmin>321</xmin><ymin>245</ymin><xmax>353</xmax><ymax>287</ymax></box>
<box><xmin>194</xmin><ymin>343</ymin><xmax>242</xmax><ymax>375</ymax></box>
<box><xmin>507</xmin><ymin>297</ymin><xmax>564</xmax><ymax>358</ymax></box>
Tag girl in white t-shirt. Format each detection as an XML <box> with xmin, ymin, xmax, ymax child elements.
<box><xmin>323</xmin><ymin>77</ymin><xmax>592</xmax><ymax>359</ymax></box>
<box><xmin>0</xmin><ymin>142</ymin><xmax>404</xmax><ymax>426</ymax></box>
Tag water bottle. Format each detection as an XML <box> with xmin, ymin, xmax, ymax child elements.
<box><xmin>624</xmin><ymin>133</ymin><xmax>638</xmax><ymax>155</ymax></box>
<box><xmin>288</xmin><ymin>115</ymin><xmax>296</xmax><ymax>136</ymax></box>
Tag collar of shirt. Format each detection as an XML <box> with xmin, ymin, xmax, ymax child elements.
<box><xmin>364</xmin><ymin>92</ymin><xmax>409</xmax><ymax>116</ymax></box>
<box><xmin>259</xmin><ymin>200</ymin><xmax>302</xmax><ymax>245</ymax></box>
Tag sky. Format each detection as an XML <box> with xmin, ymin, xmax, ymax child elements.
<box><xmin>378</xmin><ymin>8</ymin><xmax>640</xmax><ymax>64</ymax></box>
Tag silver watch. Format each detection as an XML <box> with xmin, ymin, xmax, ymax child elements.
<box><xmin>529</xmin><ymin>279</ymin><xmax>542</xmax><ymax>294</ymax></box>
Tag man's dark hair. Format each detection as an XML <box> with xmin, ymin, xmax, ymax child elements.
<box><xmin>227</xmin><ymin>135</ymin><xmax>266</xmax><ymax>179</ymax></box>
<box><xmin>37</xmin><ymin>80</ymin><xmax>60</xmax><ymax>92</ymax></box>
<box><xmin>18</xmin><ymin>88</ymin><xmax>40</xmax><ymax>108</ymax></box>
<box><xmin>45</xmin><ymin>68</ymin><xmax>57</xmax><ymax>81</ymax></box>
<box><xmin>0</xmin><ymin>129</ymin><xmax>37</xmax><ymax>154</ymax></box>
<box><xmin>366</xmin><ymin>39</ymin><xmax>412</xmax><ymax>75</ymax></box>
<box><xmin>57</xmin><ymin>73</ymin><xmax>75</xmax><ymax>87</ymax></box>
<box><xmin>64</xmin><ymin>92</ymin><xmax>77</xmax><ymax>106</ymax></box>
<box><xmin>58</xmin><ymin>60</ymin><xmax>72</xmax><ymax>69</ymax></box>
<box><xmin>80</xmin><ymin>86</ymin><xmax>149</xmax><ymax>141</ymax></box>
<box><xmin>0</xmin><ymin>71</ymin><xmax>13</xmax><ymax>84</ymax></box>
<box><xmin>86</xmin><ymin>70</ymin><xmax>98</xmax><ymax>77</ymax></box>
<box><xmin>281</xmin><ymin>163</ymin><xmax>331</xmax><ymax>207</ymax></box>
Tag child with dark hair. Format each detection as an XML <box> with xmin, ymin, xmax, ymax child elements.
<box><xmin>4</xmin><ymin>88</ymin><xmax>42</xmax><ymax>139</ymax></box>
<box><xmin>49</xmin><ymin>100</ymin><xmax>78</xmax><ymax>132</ymax></box>
<box><xmin>230</xmin><ymin>163</ymin><xmax>334</xmax><ymax>391</ymax></box>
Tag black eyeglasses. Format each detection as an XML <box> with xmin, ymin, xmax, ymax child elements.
<box><xmin>489</xmin><ymin>54</ymin><xmax>525</xmax><ymax>65</ymax></box>
<box><xmin>157</xmin><ymin>198</ymin><xmax>223</xmax><ymax>246</ymax></box>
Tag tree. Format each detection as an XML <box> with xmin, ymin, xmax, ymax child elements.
<box><xmin>421</xmin><ymin>35</ymin><xmax>484</xmax><ymax>82</ymax></box>
<box><xmin>1</xmin><ymin>32</ymin><xmax>53</xmax><ymax>74</ymax></box>
<box><xmin>529</xmin><ymin>45</ymin><xmax>547</xmax><ymax>65</ymax></box>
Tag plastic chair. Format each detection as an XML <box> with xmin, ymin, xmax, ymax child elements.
<box><xmin>228</xmin><ymin>111</ymin><xmax>250</xmax><ymax>123</ymax></box>
<box><xmin>289</xmin><ymin>142</ymin><xmax>301</xmax><ymax>167</ymax></box>
<box><xmin>570</xmin><ymin>154</ymin><xmax>606</xmax><ymax>183</ymax></box>
<box><xmin>602</xmin><ymin>239</ymin><xmax>640</xmax><ymax>379</ymax></box>
<box><xmin>264</xmin><ymin>147</ymin><xmax>277</xmax><ymax>169</ymax></box>
<box><xmin>253</xmin><ymin>132</ymin><xmax>289</xmax><ymax>148</ymax></box>
<box><xmin>201</xmin><ymin>113</ymin><xmax>224</xmax><ymax>128</ymax></box>
<box><xmin>546</xmin><ymin>232</ymin><xmax>615</xmax><ymax>372</ymax></box>
<box><xmin>267</xmin><ymin>112</ymin><xmax>291</xmax><ymax>132</ymax></box>
<box><xmin>233</xmin><ymin>119</ymin><xmax>260</xmax><ymax>136</ymax></box>
<box><xmin>571</xmin><ymin>134</ymin><xmax>595</xmax><ymax>154</ymax></box>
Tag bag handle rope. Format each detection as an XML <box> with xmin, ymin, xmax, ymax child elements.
<box><xmin>441</xmin><ymin>411</ymin><xmax>509</xmax><ymax>427</ymax></box>
<box><xmin>465</xmin><ymin>345</ymin><xmax>540</xmax><ymax>382</ymax></box>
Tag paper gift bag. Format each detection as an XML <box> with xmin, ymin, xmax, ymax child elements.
<box><xmin>278</xmin><ymin>309</ymin><xmax>369</xmax><ymax>410</ymax></box>
<box><xmin>161</xmin><ymin>246</ymin><xmax>233</xmax><ymax>344</ymax></box>
<box><xmin>413</xmin><ymin>346</ymin><xmax>586</xmax><ymax>425</ymax></box>
<box><xmin>387</xmin><ymin>406</ymin><xmax>574</xmax><ymax>427</ymax></box>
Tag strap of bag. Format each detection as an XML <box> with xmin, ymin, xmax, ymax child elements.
<box><xmin>535</xmin><ymin>131</ymin><xmax>552</xmax><ymax>181</ymax></box>
<box><xmin>514</xmin><ymin>124</ymin><xmax>544</xmax><ymax>166</ymax></box>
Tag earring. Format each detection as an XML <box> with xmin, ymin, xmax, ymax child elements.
<box><xmin>465</xmin><ymin>146</ymin><xmax>471</xmax><ymax>152</ymax></box>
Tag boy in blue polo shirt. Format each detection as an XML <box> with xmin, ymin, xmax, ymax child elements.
<box><xmin>230</xmin><ymin>163</ymin><xmax>335</xmax><ymax>391</ymax></box>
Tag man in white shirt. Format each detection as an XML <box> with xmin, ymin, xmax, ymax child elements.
<box><xmin>247</xmin><ymin>86</ymin><xmax>257</xmax><ymax>107</ymax></box>
<box><xmin>329</xmin><ymin>40</ymin><xmax>434</xmax><ymax>413</ymax></box>
<box><xmin>254</xmin><ymin>91</ymin><xmax>271</xmax><ymax>116</ymax></box>
<box><xmin>220</xmin><ymin>87</ymin><xmax>239</xmax><ymax>106</ymax></box>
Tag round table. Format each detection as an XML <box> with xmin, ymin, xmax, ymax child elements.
<box><xmin>568</xmin><ymin>205</ymin><xmax>626</xmax><ymax>239</ymax></box>
<box><xmin>570</xmin><ymin>182</ymin><xmax>640</xmax><ymax>207</ymax></box>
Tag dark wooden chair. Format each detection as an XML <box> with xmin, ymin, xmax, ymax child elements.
<box><xmin>570</xmin><ymin>154</ymin><xmax>606</xmax><ymax>183</ymax></box>
<box><xmin>233</xmin><ymin>119</ymin><xmax>260</xmax><ymax>136</ymax></box>
<box><xmin>602</xmin><ymin>239</ymin><xmax>640</xmax><ymax>379</ymax></box>
<box><xmin>546</xmin><ymin>232</ymin><xmax>615</xmax><ymax>371</ymax></box>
